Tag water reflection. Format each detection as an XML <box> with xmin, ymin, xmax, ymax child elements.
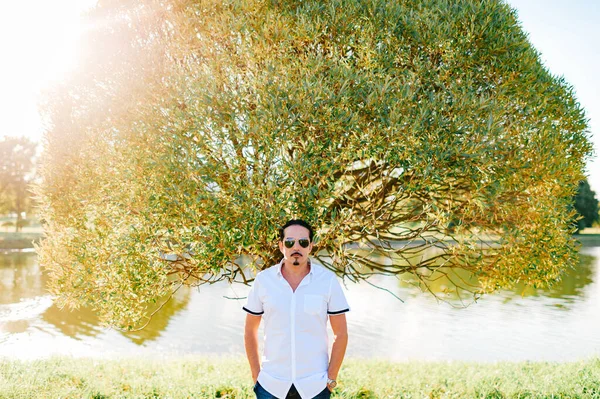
<box><xmin>0</xmin><ymin>252</ymin><xmax>191</xmax><ymax>345</ymax></box>
<box><xmin>392</xmin><ymin>252</ymin><xmax>596</xmax><ymax>307</ymax></box>
<box><xmin>514</xmin><ymin>254</ymin><xmax>595</xmax><ymax>300</ymax></box>
<box><xmin>41</xmin><ymin>303</ymin><xmax>102</xmax><ymax>339</ymax></box>
<box><xmin>121</xmin><ymin>288</ymin><xmax>190</xmax><ymax>345</ymax></box>
<box><xmin>0</xmin><ymin>252</ymin><xmax>43</xmax><ymax>305</ymax></box>
<box><xmin>1</xmin><ymin>247</ymin><xmax>600</xmax><ymax>361</ymax></box>
<box><xmin>342</xmin><ymin>246</ymin><xmax>600</xmax><ymax>361</ymax></box>
<box><xmin>346</xmin><ymin>246</ymin><xmax>596</xmax><ymax>306</ymax></box>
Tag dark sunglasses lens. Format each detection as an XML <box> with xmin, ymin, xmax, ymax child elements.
<box><xmin>284</xmin><ymin>239</ymin><xmax>310</xmax><ymax>248</ymax></box>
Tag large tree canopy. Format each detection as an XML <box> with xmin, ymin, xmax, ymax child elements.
<box><xmin>37</xmin><ymin>0</ymin><xmax>592</xmax><ymax>329</ymax></box>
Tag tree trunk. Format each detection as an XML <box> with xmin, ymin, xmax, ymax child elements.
<box><xmin>15</xmin><ymin>179</ymin><xmax>23</xmax><ymax>233</ymax></box>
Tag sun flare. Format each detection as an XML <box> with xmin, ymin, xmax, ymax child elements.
<box><xmin>0</xmin><ymin>0</ymin><xmax>97</xmax><ymax>141</ymax></box>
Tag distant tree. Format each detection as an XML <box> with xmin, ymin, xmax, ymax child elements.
<box><xmin>573</xmin><ymin>179</ymin><xmax>599</xmax><ymax>233</ymax></box>
<box><xmin>0</xmin><ymin>136</ymin><xmax>37</xmax><ymax>232</ymax></box>
<box><xmin>37</xmin><ymin>0</ymin><xmax>592</xmax><ymax>329</ymax></box>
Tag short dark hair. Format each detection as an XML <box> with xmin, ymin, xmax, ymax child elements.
<box><xmin>279</xmin><ymin>219</ymin><xmax>314</xmax><ymax>242</ymax></box>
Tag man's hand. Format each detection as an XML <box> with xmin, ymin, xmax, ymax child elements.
<box><xmin>327</xmin><ymin>314</ymin><xmax>347</xmax><ymax>392</ymax></box>
<box><xmin>326</xmin><ymin>377</ymin><xmax>338</xmax><ymax>392</ymax></box>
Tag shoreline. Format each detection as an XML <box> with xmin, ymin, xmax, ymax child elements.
<box><xmin>0</xmin><ymin>231</ymin><xmax>43</xmax><ymax>250</ymax></box>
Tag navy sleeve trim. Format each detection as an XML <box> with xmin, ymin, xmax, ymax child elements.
<box><xmin>243</xmin><ymin>306</ymin><xmax>264</xmax><ymax>315</ymax></box>
<box><xmin>327</xmin><ymin>308</ymin><xmax>350</xmax><ymax>315</ymax></box>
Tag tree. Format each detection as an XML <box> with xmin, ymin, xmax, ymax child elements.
<box><xmin>37</xmin><ymin>0</ymin><xmax>593</xmax><ymax>329</ymax></box>
<box><xmin>0</xmin><ymin>136</ymin><xmax>37</xmax><ymax>232</ymax></box>
<box><xmin>573</xmin><ymin>179</ymin><xmax>599</xmax><ymax>233</ymax></box>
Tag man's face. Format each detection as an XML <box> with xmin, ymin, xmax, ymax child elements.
<box><xmin>279</xmin><ymin>224</ymin><xmax>313</xmax><ymax>267</ymax></box>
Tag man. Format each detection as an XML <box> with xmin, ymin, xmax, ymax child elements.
<box><xmin>243</xmin><ymin>219</ymin><xmax>350</xmax><ymax>399</ymax></box>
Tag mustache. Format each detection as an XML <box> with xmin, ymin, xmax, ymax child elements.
<box><xmin>291</xmin><ymin>251</ymin><xmax>302</xmax><ymax>256</ymax></box>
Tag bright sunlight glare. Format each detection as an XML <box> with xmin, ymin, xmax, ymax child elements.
<box><xmin>0</xmin><ymin>0</ymin><xmax>97</xmax><ymax>141</ymax></box>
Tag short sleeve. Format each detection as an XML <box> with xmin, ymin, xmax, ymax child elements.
<box><xmin>327</xmin><ymin>276</ymin><xmax>350</xmax><ymax>315</ymax></box>
<box><xmin>243</xmin><ymin>276</ymin><xmax>264</xmax><ymax>316</ymax></box>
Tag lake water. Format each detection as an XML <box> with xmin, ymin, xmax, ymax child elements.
<box><xmin>1</xmin><ymin>246</ymin><xmax>600</xmax><ymax>361</ymax></box>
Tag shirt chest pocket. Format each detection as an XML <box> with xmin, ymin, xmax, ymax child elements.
<box><xmin>303</xmin><ymin>294</ymin><xmax>325</xmax><ymax>315</ymax></box>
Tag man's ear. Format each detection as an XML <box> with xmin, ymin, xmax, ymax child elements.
<box><xmin>278</xmin><ymin>241</ymin><xmax>284</xmax><ymax>255</ymax></box>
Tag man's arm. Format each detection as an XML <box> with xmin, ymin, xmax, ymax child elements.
<box><xmin>328</xmin><ymin>313</ymin><xmax>348</xmax><ymax>388</ymax></box>
<box><xmin>244</xmin><ymin>313</ymin><xmax>262</xmax><ymax>383</ymax></box>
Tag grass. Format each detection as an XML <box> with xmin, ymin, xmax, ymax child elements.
<box><xmin>1</xmin><ymin>356</ymin><xmax>599</xmax><ymax>398</ymax></box>
<box><xmin>574</xmin><ymin>227</ymin><xmax>600</xmax><ymax>247</ymax></box>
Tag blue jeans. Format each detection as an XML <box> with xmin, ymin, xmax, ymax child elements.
<box><xmin>254</xmin><ymin>381</ymin><xmax>331</xmax><ymax>399</ymax></box>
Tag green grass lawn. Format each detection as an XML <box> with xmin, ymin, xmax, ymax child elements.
<box><xmin>1</xmin><ymin>356</ymin><xmax>599</xmax><ymax>398</ymax></box>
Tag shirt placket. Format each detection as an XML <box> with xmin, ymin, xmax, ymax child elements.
<box><xmin>286</xmin><ymin>272</ymin><xmax>312</xmax><ymax>384</ymax></box>
<box><xmin>290</xmin><ymin>289</ymin><xmax>297</xmax><ymax>382</ymax></box>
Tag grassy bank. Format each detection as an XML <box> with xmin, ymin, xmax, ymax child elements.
<box><xmin>0</xmin><ymin>232</ymin><xmax>42</xmax><ymax>250</ymax></box>
<box><xmin>1</xmin><ymin>356</ymin><xmax>599</xmax><ymax>398</ymax></box>
<box><xmin>575</xmin><ymin>233</ymin><xmax>600</xmax><ymax>247</ymax></box>
<box><xmin>0</xmin><ymin>224</ymin><xmax>43</xmax><ymax>250</ymax></box>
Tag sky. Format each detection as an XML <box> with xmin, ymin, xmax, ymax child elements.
<box><xmin>505</xmin><ymin>0</ymin><xmax>600</xmax><ymax>192</ymax></box>
<box><xmin>0</xmin><ymin>0</ymin><xmax>598</xmax><ymax>192</ymax></box>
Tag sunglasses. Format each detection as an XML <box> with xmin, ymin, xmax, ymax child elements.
<box><xmin>283</xmin><ymin>238</ymin><xmax>310</xmax><ymax>248</ymax></box>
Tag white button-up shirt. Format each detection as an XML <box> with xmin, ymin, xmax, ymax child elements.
<box><xmin>243</xmin><ymin>259</ymin><xmax>350</xmax><ymax>399</ymax></box>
